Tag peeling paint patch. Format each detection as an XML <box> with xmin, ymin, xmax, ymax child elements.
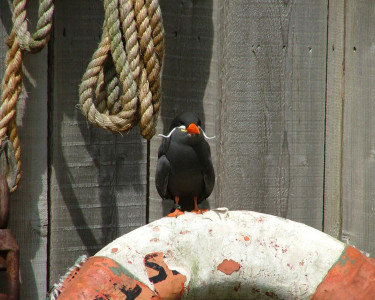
<box><xmin>109</xmin><ymin>266</ymin><xmax>123</xmax><ymax>277</ymax></box>
<box><xmin>144</xmin><ymin>252</ymin><xmax>186</xmax><ymax>300</ymax></box>
<box><xmin>217</xmin><ymin>259</ymin><xmax>241</xmax><ymax>275</ymax></box>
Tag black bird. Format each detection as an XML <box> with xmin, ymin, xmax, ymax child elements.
<box><xmin>155</xmin><ymin>112</ymin><xmax>215</xmax><ymax>217</ymax></box>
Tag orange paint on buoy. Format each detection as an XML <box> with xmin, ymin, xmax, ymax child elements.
<box><xmin>311</xmin><ymin>246</ymin><xmax>375</xmax><ymax>300</ymax></box>
<box><xmin>57</xmin><ymin>256</ymin><xmax>160</xmax><ymax>300</ymax></box>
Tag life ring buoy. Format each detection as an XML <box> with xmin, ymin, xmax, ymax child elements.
<box><xmin>51</xmin><ymin>209</ymin><xmax>375</xmax><ymax>299</ymax></box>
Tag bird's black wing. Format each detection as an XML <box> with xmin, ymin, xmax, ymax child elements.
<box><xmin>155</xmin><ymin>154</ymin><xmax>171</xmax><ymax>199</ymax></box>
<box><xmin>202</xmin><ymin>143</ymin><xmax>215</xmax><ymax>199</ymax></box>
<box><xmin>158</xmin><ymin>136</ymin><xmax>171</xmax><ymax>158</ymax></box>
<box><xmin>156</xmin><ymin>136</ymin><xmax>173</xmax><ymax>199</ymax></box>
<box><xmin>203</xmin><ymin>159</ymin><xmax>215</xmax><ymax>198</ymax></box>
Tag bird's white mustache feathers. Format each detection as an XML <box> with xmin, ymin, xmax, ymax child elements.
<box><xmin>158</xmin><ymin>125</ymin><xmax>215</xmax><ymax>140</ymax></box>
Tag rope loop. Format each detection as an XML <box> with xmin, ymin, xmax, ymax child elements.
<box><xmin>12</xmin><ymin>0</ymin><xmax>54</xmax><ymax>53</ymax></box>
<box><xmin>79</xmin><ymin>0</ymin><xmax>165</xmax><ymax>139</ymax></box>
<box><xmin>0</xmin><ymin>1</ymin><xmax>54</xmax><ymax>191</ymax></box>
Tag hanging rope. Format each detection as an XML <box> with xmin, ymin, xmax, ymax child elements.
<box><xmin>12</xmin><ymin>0</ymin><xmax>54</xmax><ymax>53</ymax></box>
<box><xmin>0</xmin><ymin>0</ymin><xmax>54</xmax><ymax>191</ymax></box>
<box><xmin>79</xmin><ymin>0</ymin><xmax>164</xmax><ymax>139</ymax></box>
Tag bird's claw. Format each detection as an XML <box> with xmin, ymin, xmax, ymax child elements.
<box><xmin>168</xmin><ymin>208</ymin><xmax>184</xmax><ymax>218</ymax></box>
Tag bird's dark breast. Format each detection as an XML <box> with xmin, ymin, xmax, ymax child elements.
<box><xmin>166</xmin><ymin>141</ymin><xmax>205</xmax><ymax>202</ymax></box>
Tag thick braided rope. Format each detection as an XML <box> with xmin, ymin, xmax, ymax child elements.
<box><xmin>0</xmin><ymin>1</ymin><xmax>54</xmax><ymax>191</ymax></box>
<box><xmin>79</xmin><ymin>32</ymin><xmax>136</xmax><ymax>132</ymax></box>
<box><xmin>12</xmin><ymin>0</ymin><xmax>54</xmax><ymax>53</ymax></box>
<box><xmin>105</xmin><ymin>0</ymin><xmax>139</xmax><ymax>124</ymax></box>
<box><xmin>79</xmin><ymin>0</ymin><xmax>164</xmax><ymax>138</ymax></box>
<box><xmin>148</xmin><ymin>0</ymin><xmax>164</xmax><ymax>64</ymax></box>
<box><xmin>0</xmin><ymin>31</ymin><xmax>23</xmax><ymax>192</ymax></box>
<box><xmin>136</xmin><ymin>0</ymin><xmax>164</xmax><ymax>138</ymax></box>
<box><xmin>134</xmin><ymin>0</ymin><xmax>154</xmax><ymax>139</ymax></box>
<box><xmin>96</xmin><ymin>58</ymin><xmax>122</xmax><ymax>115</ymax></box>
<box><xmin>119</xmin><ymin>0</ymin><xmax>141</xmax><ymax>80</ymax></box>
<box><xmin>146</xmin><ymin>0</ymin><xmax>163</xmax><ymax>115</ymax></box>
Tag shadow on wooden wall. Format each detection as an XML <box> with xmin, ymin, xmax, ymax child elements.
<box><xmin>49</xmin><ymin>0</ymin><xmax>147</xmax><ymax>287</ymax></box>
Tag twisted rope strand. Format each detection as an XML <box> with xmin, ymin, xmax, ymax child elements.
<box><xmin>146</xmin><ymin>0</ymin><xmax>164</xmax><ymax>118</ymax></box>
<box><xmin>134</xmin><ymin>0</ymin><xmax>154</xmax><ymax>138</ymax></box>
<box><xmin>104</xmin><ymin>0</ymin><xmax>138</xmax><ymax>122</ymax></box>
<box><xmin>119</xmin><ymin>0</ymin><xmax>141</xmax><ymax>80</ymax></box>
<box><xmin>103</xmin><ymin>58</ymin><xmax>122</xmax><ymax>115</ymax></box>
<box><xmin>148</xmin><ymin>0</ymin><xmax>164</xmax><ymax>63</ymax></box>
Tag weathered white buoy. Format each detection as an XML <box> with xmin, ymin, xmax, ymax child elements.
<box><xmin>51</xmin><ymin>209</ymin><xmax>375</xmax><ymax>299</ymax></box>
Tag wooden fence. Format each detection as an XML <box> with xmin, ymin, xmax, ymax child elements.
<box><xmin>1</xmin><ymin>0</ymin><xmax>375</xmax><ymax>298</ymax></box>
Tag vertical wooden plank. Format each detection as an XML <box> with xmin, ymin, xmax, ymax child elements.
<box><xmin>218</xmin><ymin>0</ymin><xmax>328</xmax><ymax>229</ymax></box>
<box><xmin>0</xmin><ymin>2</ymin><xmax>48</xmax><ymax>299</ymax></box>
<box><xmin>342</xmin><ymin>0</ymin><xmax>375</xmax><ymax>255</ymax></box>
<box><xmin>323</xmin><ymin>0</ymin><xmax>344</xmax><ymax>239</ymax></box>
<box><xmin>50</xmin><ymin>1</ymin><xmax>147</xmax><ymax>285</ymax></box>
<box><xmin>149</xmin><ymin>0</ymin><xmax>218</xmax><ymax>221</ymax></box>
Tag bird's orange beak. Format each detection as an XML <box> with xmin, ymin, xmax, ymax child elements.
<box><xmin>187</xmin><ymin>123</ymin><xmax>200</xmax><ymax>135</ymax></box>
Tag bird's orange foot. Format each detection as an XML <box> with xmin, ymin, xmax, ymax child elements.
<box><xmin>168</xmin><ymin>209</ymin><xmax>184</xmax><ymax>218</ymax></box>
<box><xmin>191</xmin><ymin>209</ymin><xmax>209</xmax><ymax>214</ymax></box>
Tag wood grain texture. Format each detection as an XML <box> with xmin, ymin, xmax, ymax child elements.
<box><xmin>217</xmin><ymin>0</ymin><xmax>328</xmax><ymax>229</ymax></box>
<box><xmin>149</xmin><ymin>0</ymin><xmax>219</xmax><ymax>221</ymax></box>
<box><xmin>49</xmin><ymin>0</ymin><xmax>147</xmax><ymax>286</ymax></box>
<box><xmin>0</xmin><ymin>2</ymin><xmax>48</xmax><ymax>298</ymax></box>
<box><xmin>342</xmin><ymin>0</ymin><xmax>375</xmax><ymax>255</ymax></box>
<box><xmin>323</xmin><ymin>0</ymin><xmax>344</xmax><ymax>239</ymax></box>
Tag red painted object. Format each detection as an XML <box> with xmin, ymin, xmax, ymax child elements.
<box><xmin>57</xmin><ymin>256</ymin><xmax>160</xmax><ymax>300</ymax></box>
<box><xmin>312</xmin><ymin>246</ymin><xmax>375</xmax><ymax>299</ymax></box>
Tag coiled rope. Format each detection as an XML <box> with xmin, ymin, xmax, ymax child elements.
<box><xmin>0</xmin><ymin>0</ymin><xmax>54</xmax><ymax>191</ymax></box>
<box><xmin>79</xmin><ymin>0</ymin><xmax>164</xmax><ymax>139</ymax></box>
